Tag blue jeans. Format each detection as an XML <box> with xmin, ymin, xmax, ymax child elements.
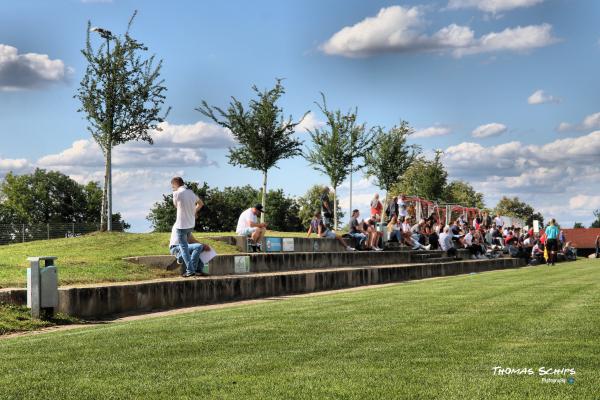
<box><xmin>171</xmin><ymin>242</ymin><xmax>205</xmax><ymax>274</ymax></box>
<box><xmin>177</xmin><ymin>228</ymin><xmax>194</xmax><ymax>274</ymax></box>
<box><xmin>349</xmin><ymin>232</ymin><xmax>367</xmax><ymax>247</ymax></box>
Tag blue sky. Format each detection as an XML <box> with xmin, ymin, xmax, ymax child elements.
<box><xmin>1</xmin><ymin>0</ymin><xmax>600</xmax><ymax>231</ymax></box>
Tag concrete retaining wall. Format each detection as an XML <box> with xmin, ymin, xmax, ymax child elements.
<box><xmin>211</xmin><ymin>236</ymin><xmax>361</xmax><ymax>253</ymax></box>
<box><xmin>125</xmin><ymin>249</ymin><xmax>469</xmax><ymax>276</ymax></box>
<box><xmin>57</xmin><ymin>257</ymin><xmax>523</xmax><ymax>318</ymax></box>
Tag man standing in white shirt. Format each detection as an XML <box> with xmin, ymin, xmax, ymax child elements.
<box><xmin>236</xmin><ymin>204</ymin><xmax>267</xmax><ymax>252</ymax></box>
<box><xmin>171</xmin><ymin>177</ymin><xmax>204</xmax><ymax>277</ymax></box>
<box><xmin>494</xmin><ymin>214</ymin><xmax>504</xmax><ymax>229</ymax></box>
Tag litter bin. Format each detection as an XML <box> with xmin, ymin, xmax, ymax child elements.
<box><xmin>27</xmin><ymin>256</ymin><xmax>58</xmax><ymax>319</ymax></box>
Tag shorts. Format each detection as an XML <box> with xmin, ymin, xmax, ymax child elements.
<box><xmin>239</xmin><ymin>227</ymin><xmax>258</xmax><ymax>236</ymax></box>
<box><xmin>546</xmin><ymin>238</ymin><xmax>558</xmax><ymax>252</ymax></box>
<box><xmin>323</xmin><ymin>230</ymin><xmax>337</xmax><ymax>239</ymax></box>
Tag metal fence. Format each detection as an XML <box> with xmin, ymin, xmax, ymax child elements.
<box><xmin>0</xmin><ymin>222</ymin><xmax>126</xmax><ymax>245</ymax></box>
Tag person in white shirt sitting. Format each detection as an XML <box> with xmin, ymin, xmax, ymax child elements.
<box><xmin>236</xmin><ymin>204</ymin><xmax>267</xmax><ymax>252</ymax></box>
<box><xmin>438</xmin><ymin>226</ymin><xmax>457</xmax><ymax>257</ymax></box>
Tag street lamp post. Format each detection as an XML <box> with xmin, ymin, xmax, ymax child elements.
<box><xmin>90</xmin><ymin>27</ymin><xmax>114</xmax><ymax>232</ymax></box>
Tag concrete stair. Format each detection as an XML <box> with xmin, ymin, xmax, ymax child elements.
<box><xmin>0</xmin><ymin>257</ymin><xmax>526</xmax><ymax>319</ymax></box>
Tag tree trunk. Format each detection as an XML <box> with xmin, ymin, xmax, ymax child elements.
<box><xmin>100</xmin><ymin>153</ymin><xmax>109</xmax><ymax>232</ymax></box>
<box><xmin>333</xmin><ymin>186</ymin><xmax>338</xmax><ymax>231</ymax></box>
<box><xmin>107</xmin><ymin>145</ymin><xmax>113</xmax><ymax>231</ymax></box>
<box><xmin>261</xmin><ymin>171</ymin><xmax>267</xmax><ymax>224</ymax></box>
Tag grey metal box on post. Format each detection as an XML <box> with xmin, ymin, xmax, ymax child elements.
<box><xmin>27</xmin><ymin>256</ymin><xmax>58</xmax><ymax>319</ymax></box>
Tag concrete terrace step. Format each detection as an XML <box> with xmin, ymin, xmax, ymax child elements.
<box><xmin>0</xmin><ymin>257</ymin><xmax>526</xmax><ymax>318</ymax></box>
<box><xmin>124</xmin><ymin>249</ymin><xmax>471</xmax><ymax>275</ymax></box>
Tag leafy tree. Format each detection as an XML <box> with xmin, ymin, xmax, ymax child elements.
<box><xmin>304</xmin><ymin>94</ymin><xmax>375</xmax><ymax>230</ymax></box>
<box><xmin>493</xmin><ymin>196</ymin><xmax>543</xmax><ymax>226</ymax></box>
<box><xmin>76</xmin><ymin>12</ymin><xmax>169</xmax><ymax>231</ymax></box>
<box><xmin>0</xmin><ymin>169</ymin><xmax>128</xmax><ymax>228</ymax></box>
<box><xmin>573</xmin><ymin>222</ymin><xmax>584</xmax><ymax>229</ymax></box>
<box><xmin>364</xmin><ymin>121</ymin><xmax>421</xmax><ymax>218</ymax></box>
<box><xmin>197</xmin><ymin>79</ymin><xmax>305</xmax><ymax>224</ymax></box>
<box><xmin>392</xmin><ymin>150</ymin><xmax>447</xmax><ymax>201</ymax></box>
<box><xmin>263</xmin><ymin>189</ymin><xmax>303</xmax><ymax>232</ymax></box>
<box><xmin>443</xmin><ymin>180</ymin><xmax>485</xmax><ymax>209</ymax></box>
<box><xmin>147</xmin><ymin>182</ymin><xmax>303</xmax><ymax>232</ymax></box>
<box><xmin>591</xmin><ymin>209</ymin><xmax>600</xmax><ymax>228</ymax></box>
<box><xmin>297</xmin><ymin>185</ymin><xmax>344</xmax><ymax>229</ymax></box>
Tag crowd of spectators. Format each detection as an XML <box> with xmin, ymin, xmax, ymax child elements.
<box><xmin>331</xmin><ymin>192</ymin><xmax>576</xmax><ymax>264</ymax></box>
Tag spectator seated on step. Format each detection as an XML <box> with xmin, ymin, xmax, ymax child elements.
<box><xmin>464</xmin><ymin>226</ymin><xmax>486</xmax><ymax>259</ymax></box>
<box><xmin>236</xmin><ymin>204</ymin><xmax>267</xmax><ymax>252</ymax></box>
<box><xmin>562</xmin><ymin>241</ymin><xmax>577</xmax><ymax>261</ymax></box>
<box><xmin>348</xmin><ymin>209</ymin><xmax>368</xmax><ymax>250</ymax></box>
<box><xmin>363</xmin><ymin>215</ymin><xmax>383</xmax><ymax>251</ymax></box>
<box><xmin>307</xmin><ymin>211</ymin><xmax>356</xmax><ymax>251</ymax></box>
<box><xmin>387</xmin><ymin>214</ymin><xmax>402</xmax><ymax>243</ymax></box>
<box><xmin>169</xmin><ymin>225</ymin><xmax>211</xmax><ymax>276</ymax></box>
<box><xmin>531</xmin><ymin>241</ymin><xmax>545</xmax><ymax>265</ymax></box>
<box><xmin>438</xmin><ymin>226</ymin><xmax>457</xmax><ymax>257</ymax></box>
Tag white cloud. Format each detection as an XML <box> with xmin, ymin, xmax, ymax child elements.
<box><xmin>37</xmin><ymin>120</ymin><xmax>234</xmax><ymax>169</ymax></box>
<box><xmin>0</xmin><ymin>44</ymin><xmax>72</xmax><ymax>91</ymax></box>
<box><xmin>0</xmin><ymin>157</ymin><xmax>30</xmax><ymax>175</ymax></box>
<box><xmin>443</xmin><ymin>131</ymin><xmax>600</xmax><ymax>216</ymax></box>
<box><xmin>151</xmin><ymin>121</ymin><xmax>234</xmax><ymax>148</ymax></box>
<box><xmin>557</xmin><ymin>112</ymin><xmax>600</xmax><ymax>132</ymax></box>
<box><xmin>413</xmin><ymin>126</ymin><xmax>452</xmax><ymax>138</ymax></box>
<box><xmin>527</xmin><ymin>89</ymin><xmax>560</xmax><ymax>105</ymax></box>
<box><xmin>297</xmin><ymin>112</ymin><xmax>325</xmax><ymax>133</ymax></box>
<box><xmin>320</xmin><ymin>6</ymin><xmax>558</xmax><ymax>58</ymax></box>
<box><xmin>447</xmin><ymin>0</ymin><xmax>544</xmax><ymax>13</ymax></box>
<box><xmin>471</xmin><ymin>123</ymin><xmax>507</xmax><ymax>138</ymax></box>
<box><xmin>452</xmin><ymin>24</ymin><xmax>558</xmax><ymax>57</ymax></box>
<box><xmin>569</xmin><ymin>194</ymin><xmax>600</xmax><ymax>210</ymax></box>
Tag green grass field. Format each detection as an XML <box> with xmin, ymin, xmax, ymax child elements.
<box><xmin>0</xmin><ymin>232</ymin><xmax>240</xmax><ymax>288</ymax></box>
<box><xmin>0</xmin><ymin>231</ymin><xmax>329</xmax><ymax>288</ymax></box>
<box><xmin>1</xmin><ymin>259</ymin><xmax>598</xmax><ymax>399</ymax></box>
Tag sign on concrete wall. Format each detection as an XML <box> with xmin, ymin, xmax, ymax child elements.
<box><xmin>266</xmin><ymin>237</ymin><xmax>282</xmax><ymax>252</ymax></box>
<box><xmin>282</xmin><ymin>238</ymin><xmax>295</xmax><ymax>252</ymax></box>
<box><xmin>234</xmin><ymin>256</ymin><xmax>251</xmax><ymax>274</ymax></box>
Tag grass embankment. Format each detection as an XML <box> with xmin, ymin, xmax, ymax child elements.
<box><xmin>0</xmin><ymin>303</ymin><xmax>80</xmax><ymax>336</ymax></box>
<box><xmin>1</xmin><ymin>259</ymin><xmax>598</xmax><ymax>399</ymax></box>
<box><xmin>0</xmin><ymin>232</ymin><xmax>239</xmax><ymax>288</ymax></box>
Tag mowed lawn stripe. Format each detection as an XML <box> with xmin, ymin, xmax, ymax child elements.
<box><xmin>0</xmin><ymin>260</ymin><xmax>598</xmax><ymax>399</ymax></box>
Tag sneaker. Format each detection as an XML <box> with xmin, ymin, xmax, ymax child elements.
<box><xmin>182</xmin><ymin>272</ymin><xmax>196</xmax><ymax>278</ymax></box>
<box><xmin>424</xmin><ymin>244</ymin><xmax>431</xmax><ymax>251</ymax></box>
<box><xmin>478</xmin><ymin>254</ymin><xmax>487</xmax><ymax>259</ymax></box>
<box><xmin>471</xmin><ymin>255</ymin><xmax>478</xmax><ymax>260</ymax></box>
<box><xmin>374</xmin><ymin>247</ymin><xmax>383</xmax><ymax>251</ymax></box>
<box><xmin>412</xmin><ymin>246</ymin><xmax>420</xmax><ymax>251</ymax></box>
<box><xmin>346</xmin><ymin>246</ymin><xmax>356</xmax><ymax>251</ymax></box>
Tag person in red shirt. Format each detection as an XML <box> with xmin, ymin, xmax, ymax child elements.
<box><xmin>370</xmin><ymin>193</ymin><xmax>383</xmax><ymax>219</ymax></box>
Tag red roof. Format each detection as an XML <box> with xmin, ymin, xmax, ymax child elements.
<box><xmin>562</xmin><ymin>228</ymin><xmax>600</xmax><ymax>248</ymax></box>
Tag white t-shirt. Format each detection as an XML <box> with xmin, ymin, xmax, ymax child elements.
<box><xmin>169</xmin><ymin>225</ymin><xmax>180</xmax><ymax>247</ymax></box>
<box><xmin>494</xmin><ymin>216</ymin><xmax>504</xmax><ymax>227</ymax></box>
<box><xmin>173</xmin><ymin>186</ymin><xmax>199</xmax><ymax>229</ymax></box>
<box><xmin>464</xmin><ymin>232</ymin><xmax>473</xmax><ymax>246</ymax></box>
<box><xmin>236</xmin><ymin>208</ymin><xmax>257</xmax><ymax>235</ymax></box>
<box><xmin>397</xmin><ymin>200</ymin><xmax>407</xmax><ymax>217</ymax></box>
